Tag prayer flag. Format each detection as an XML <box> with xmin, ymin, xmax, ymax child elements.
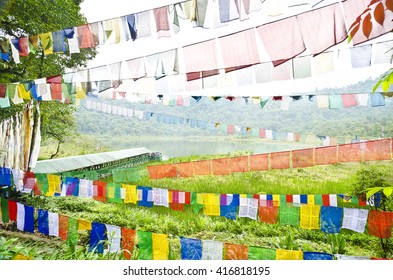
<box><xmin>90</xmin><ymin>222</ymin><xmax>106</xmax><ymax>254</ymax></box>
<box><xmin>341</xmin><ymin>208</ymin><xmax>368</xmax><ymax>233</ymax></box>
<box><xmin>137</xmin><ymin>231</ymin><xmax>153</xmax><ymax>260</ymax></box>
<box><xmin>122</xmin><ymin>184</ymin><xmax>137</xmax><ymax>204</ymax></box>
<box><xmin>47</xmin><ymin>174</ymin><xmax>61</xmax><ymax>196</ymax></box>
<box><xmin>320</xmin><ymin>206</ymin><xmax>343</xmax><ymax>234</ymax></box>
<box><xmin>202</xmin><ymin>240</ymin><xmax>223</xmax><ymax>260</ymax></box>
<box><xmin>122</xmin><ymin>228</ymin><xmax>136</xmax><ymax>260</ymax></box>
<box><xmin>78</xmin><ymin>179</ymin><xmax>93</xmax><ymax>199</ymax></box>
<box><xmin>48</xmin><ymin>211</ymin><xmax>59</xmax><ymax>237</ymax></box>
<box><xmin>93</xmin><ymin>181</ymin><xmax>107</xmax><ymax>202</ymax></box>
<box><xmin>238</xmin><ymin>197</ymin><xmax>258</xmax><ymax>220</ymax></box>
<box><xmin>335</xmin><ymin>254</ymin><xmax>370</xmax><ymax>260</ymax></box>
<box><xmin>300</xmin><ymin>205</ymin><xmax>320</xmax><ymax>230</ymax></box>
<box><xmin>59</xmin><ymin>215</ymin><xmax>68</xmax><ymax>241</ymax></box>
<box><xmin>38</xmin><ymin>209</ymin><xmax>49</xmax><ymax>235</ymax></box>
<box><xmin>279</xmin><ymin>204</ymin><xmax>300</xmax><ymax>227</ymax></box>
<box><xmin>368</xmin><ymin>210</ymin><xmax>393</xmax><ymax>238</ymax></box>
<box><xmin>322</xmin><ymin>194</ymin><xmax>338</xmax><ymax>207</ymax></box>
<box><xmin>106</xmin><ymin>224</ymin><xmax>121</xmax><ymax>253</ymax></box>
<box><xmin>224</xmin><ymin>243</ymin><xmax>248</xmax><ymax>260</ymax></box>
<box><xmin>152</xmin><ymin>233</ymin><xmax>169</xmax><ymax>260</ymax></box>
<box><xmin>67</xmin><ymin>217</ymin><xmax>79</xmax><ymax>246</ymax></box>
<box><xmin>180</xmin><ymin>237</ymin><xmax>202</xmax><ymax>260</ymax></box>
<box><xmin>16</xmin><ymin>202</ymin><xmax>25</xmax><ymax>232</ymax></box>
<box><xmin>258</xmin><ymin>206</ymin><xmax>278</xmax><ymax>224</ymax></box>
<box><xmin>52</xmin><ymin>30</ymin><xmax>66</xmax><ymax>53</ymax></box>
<box><xmin>0</xmin><ymin>167</ymin><xmax>12</xmax><ymax>186</ymax></box>
<box><xmin>303</xmin><ymin>252</ymin><xmax>333</xmax><ymax>260</ymax></box>
<box><xmin>137</xmin><ymin>186</ymin><xmax>153</xmax><ymax>208</ymax></box>
<box><xmin>8</xmin><ymin>200</ymin><xmax>17</xmax><ymax>222</ymax></box>
<box><xmin>203</xmin><ymin>193</ymin><xmax>220</xmax><ymax>216</ymax></box>
<box><xmin>1</xmin><ymin>197</ymin><xmax>9</xmax><ymax>223</ymax></box>
<box><xmin>39</xmin><ymin>32</ymin><xmax>53</xmax><ymax>55</ymax></box>
<box><xmin>78</xmin><ymin>219</ymin><xmax>92</xmax><ymax>231</ymax></box>
<box><xmin>107</xmin><ymin>183</ymin><xmax>122</xmax><ymax>204</ymax></box>
<box><xmin>248</xmin><ymin>246</ymin><xmax>276</xmax><ymax>260</ymax></box>
<box><xmin>276</xmin><ymin>249</ymin><xmax>303</xmax><ymax>260</ymax></box>
<box><xmin>191</xmin><ymin>193</ymin><xmax>204</xmax><ymax>214</ymax></box>
<box><xmin>77</xmin><ymin>24</ymin><xmax>94</xmax><ymax>48</ymax></box>
<box><xmin>153</xmin><ymin>188</ymin><xmax>169</xmax><ymax>207</ymax></box>
<box><xmin>220</xmin><ymin>194</ymin><xmax>239</xmax><ymax>220</ymax></box>
<box><xmin>65</xmin><ymin>177</ymin><xmax>79</xmax><ymax>196</ymax></box>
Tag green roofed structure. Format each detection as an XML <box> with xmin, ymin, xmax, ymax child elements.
<box><xmin>32</xmin><ymin>147</ymin><xmax>161</xmax><ymax>176</ymax></box>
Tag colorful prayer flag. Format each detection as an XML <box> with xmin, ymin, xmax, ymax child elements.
<box><xmin>137</xmin><ymin>231</ymin><xmax>153</xmax><ymax>260</ymax></box>
<box><xmin>90</xmin><ymin>222</ymin><xmax>106</xmax><ymax>254</ymax></box>
<box><xmin>48</xmin><ymin>211</ymin><xmax>59</xmax><ymax>237</ymax></box>
<box><xmin>303</xmin><ymin>252</ymin><xmax>333</xmax><ymax>260</ymax></box>
<box><xmin>203</xmin><ymin>193</ymin><xmax>220</xmax><ymax>216</ymax></box>
<box><xmin>238</xmin><ymin>197</ymin><xmax>258</xmax><ymax>220</ymax></box>
<box><xmin>320</xmin><ymin>206</ymin><xmax>343</xmax><ymax>234</ymax></box>
<box><xmin>137</xmin><ymin>186</ymin><xmax>153</xmax><ymax>207</ymax></box>
<box><xmin>202</xmin><ymin>240</ymin><xmax>223</xmax><ymax>260</ymax></box>
<box><xmin>258</xmin><ymin>206</ymin><xmax>278</xmax><ymax>224</ymax></box>
<box><xmin>38</xmin><ymin>209</ymin><xmax>49</xmax><ymax>235</ymax></box>
<box><xmin>121</xmin><ymin>227</ymin><xmax>136</xmax><ymax>260</ymax></box>
<box><xmin>300</xmin><ymin>205</ymin><xmax>321</xmax><ymax>230</ymax></box>
<box><xmin>276</xmin><ymin>249</ymin><xmax>303</xmax><ymax>260</ymax></box>
<box><xmin>180</xmin><ymin>237</ymin><xmax>202</xmax><ymax>260</ymax></box>
<box><xmin>106</xmin><ymin>224</ymin><xmax>121</xmax><ymax>253</ymax></box>
<box><xmin>224</xmin><ymin>243</ymin><xmax>248</xmax><ymax>260</ymax></box>
<box><xmin>342</xmin><ymin>208</ymin><xmax>368</xmax><ymax>233</ymax></box>
<box><xmin>368</xmin><ymin>210</ymin><xmax>393</xmax><ymax>238</ymax></box>
<box><xmin>152</xmin><ymin>233</ymin><xmax>169</xmax><ymax>260</ymax></box>
<box><xmin>67</xmin><ymin>217</ymin><xmax>79</xmax><ymax>246</ymax></box>
<box><xmin>248</xmin><ymin>246</ymin><xmax>276</xmax><ymax>260</ymax></box>
<box><xmin>279</xmin><ymin>204</ymin><xmax>300</xmax><ymax>226</ymax></box>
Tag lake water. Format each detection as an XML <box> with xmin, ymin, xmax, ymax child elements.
<box><xmin>103</xmin><ymin>138</ymin><xmax>318</xmax><ymax>159</ymax></box>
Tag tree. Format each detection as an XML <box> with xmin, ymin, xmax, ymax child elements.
<box><xmin>0</xmin><ymin>0</ymin><xmax>97</xmax><ymax>161</ymax></box>
<box><xmin>347</xmin><ymin>0</ymin><xmax>393</xmax><ymax>93</ymax></box>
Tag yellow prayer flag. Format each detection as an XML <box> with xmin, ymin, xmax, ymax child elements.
<box><xmin>300</xmin><ymin>205</ymin><xmax>320</xmax><ymax>230</ymax></box>
<box><xmin>17</xmin><ymin>84</ymin><xmax>31</xmax><ymax>100</ymax></box>
<box><xmin>47</xmin><ymin>174</ymin><xmax>61</xmax><ymax>196</ymax></box>
<box><xmin>39</xmin><ymin>32</ymin><xmax>53</xmax><ymax>55</ymax></box>
<box><xmin>273</xmin><ymin>194</ymin><xmax>280</xmax><ymax>206</ymax></box>
<box><xmin>276</xmin><ymin>249</ymin><xmax>303</xmax><ymax>260</ymax></box>
<box><xmin>203</xmin><ymin>193</ymin><xmax>220</xmax><ymax>216</ymax></box>
<box><xmin>152</xmin><ymin>233</ymin><xmax>169</xmax><ymax>260</ymax></box>
<box><xmin>107</xmin><ymin>186</ymin><xmax>115</xmax><ymax>199</ymax></box>
<box><xmin>78</xmin><ymin>219</ymin><xmax>92</xmax><ymax>231</ymax></box>
<box><xmin>308</xmin><ymin>194</ymin><xmax>315</xmax><ymax>205</ymax></box>
<box><xmin>13</xmin><ymin>254</ymin><xmax>33</xmax><ymax>260</ymax></box>
<box><xmin>168</xmin><ymin>190</ymin><xmax>173</xmax><ymax>203</ymax></box>
<box><xmin>123</xmin><ymin>184</ymin><xmax>137</xmax><ymax>204</ymax></box>
<box><xmin>240</xmin><ymin>194</ymin><xmax>247</xmax><ymax>198</ymax></box>
<box><xmin>75</xmin><ymin>83</ymin><xmax>86</xmax><ymax>99</ymax></box>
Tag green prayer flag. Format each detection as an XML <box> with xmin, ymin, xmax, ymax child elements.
<box><xmin>67</xmin><ymin>217</ymin><xmax>79</xmax><ymax>246</ymax></box>
<box><xmin>1</xmin><ymin>197</ymin><xmax>9</xmax><ymax>223</ymax></box>
<box><xmin>314</xmin><ymin>194</ymin><xmax>323</xmax><ymax>206</ymax></box>
<box><xmin>107</xmin><ymin>183</ymin><xmax>123</xmax><ymax>203</ymax></box>
<box><xmin>35</xmin><ymin>173</ymin><xmax>49</xmax><ymax>195</ymax></box>
<box><xmin>191</xmin><ymin>193</ymin><xmax>203</xmax><ymax>214</ymax></box>
<box><xmin>351</xmin><ymin>196</ymin><xmax>359</xmax><ymax>205</ymax></box>
<box><xmin>248</xmin><ymin>246</ymin><xmax>276</xmax><ymax>260</ymax></box>
<box><xmin>137</xmin><ymin>231</ymin><xmax>153</xmax><ymax>260</ymax></box>
<box><xmin>328</xmin><ymin>95</ymin><xmax>343</xmax><ymax>109</ymax></box>
<box><xmin>280</xmin><ymin>195</ymin><xmax>287</xmax><ymax>206</ymax></box>
<box><xmin>279</xmin><ymin>205</ymin><xmax>300</xmax><ymax>226</ymax></box>
<box><xmin>260</xmin><ymin>97</ymin><xmax>269</xmax><ymax>109</ymax></box>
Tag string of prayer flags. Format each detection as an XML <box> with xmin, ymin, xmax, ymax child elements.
<box><xmin>38</xmin><ymin>209</ymin><xmax>49</xmax><ymax>235</ymax></box>
<box><xmin>67</xmin><ymin>217</ymin><xmax>79</xmax><ymax>246</ymax></box>
<box><xmin>89</xmin><ymin>222</ymin><xmax>106</xmax><ymax>254</ymax></box>
<box><xmin>180</xmin><ymin>237</ymin><xmax>202</xmax><ymax>260</ymax></box>
<box><xmin>320</xmin><ymin>206</ymin><xmax>343</xmax><ymax>234</ymax></box>
<box><xmin>137</xmin><ymin>186</ymin><xmax>153</xmax><ymax>208</ymax></box>
<box><xmin>276</xmin><ymin>249</ymin><xmax>303</xmax><ymax>260</ymax></box>
<box><xmin>48</xmin><ymin>212</ymin><xmax>59</xmax><ymax>237</ymax></box>
<box><xmin>202</xmin><ymin>240</ymin><xmax>223</xmax><ymax>260</ymax></box>
<box><xmin>248</xmin><ymin>246</ymin><xmax>276</xmax><ymax>260</ymax></box>
<box><xmin>300</xmin><ymin>205</ymin><xmax>320</xmax><ymax>230</ymax></box>
<box><xmin>152</xmin><ymin>233</ymin><xmax>169</xmax><ymax>260</ymax></box>
<box><xmin>224</xmin><ymin>243</ymin><xmax>248</xmax><ymax>260</ymax></box>
<box><xmin>121</xmin><ymin>228</ymin><xmax>136</xmax><ymax>260</ymax></box>
<box><xmin>303</xmin><ymin>252</ymin><xmax>334</xmax><ymax>260</ymax></box>
<box><xmin>341</xmin><ymin>208</ymin><xmax>369</xmax><ymax>233</ymax></box>
<box><xmin>367</xmin><ymin>210</ymin><xmax>393</xmax><ymax>239</ymax></box>
<box><xmin>137</xmin><ymin>231</ymin><xmax>153</xmax><ymax>260</ymax></box>
<box><xmin>106</xmin><ymin>224</ymin><xmax>122</xmax><ymax>253</ymax></box>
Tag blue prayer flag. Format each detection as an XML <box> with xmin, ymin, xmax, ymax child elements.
<box><xmin>300</xmin><ymin>194</ymin><xmax>308</xmax><ymax>204</ymax></box>
<box><xmin>304</xmin><ymin>252</ymin><xmax>333</xmax><ymax>260</ymax></box>
<box><xmin>320</xmin><ymin>206</ymin><xmax>343</xmax><ymax>234</ymax></box>
<box><xmin>0</xmin><ymin>167</ymin><xmax>12</xmax><ymax>186</ymax></box>
<box><xmin>180</xmin><ymin>237</ymin><xmax>202</xmax><ymax>260</ymax></box>
<box><xmin>137</xmin><ymin>186</ymin><xmax>153</xmax><ymax>208</ymax></box>
<box><xmin>369</xmin><ymin>93</ymin><xmax>385</xmax><ymax>107</ymax></box>
<box><xmin>90</xmin><ymin>222</ymin><xmax>106</xmax><ymax>254</ymax></box>
<box><xmin>38</xmin><ymin>209</ymin><xmax>49</xmax><ymax>235</ymax></box>
<box><xmin>65</xmin><ymin>177</ymin><xmax>79</xmax><ymax>196</ymax></box>
<box><xmin>52</xmin><ymin>31</ymin><xmax>66</xmax><ymax>53</ymax></box>
<box><xmin>24</xmin><ymin>205</ymin><xmax>35</xmax><ymax>233</ymax></box>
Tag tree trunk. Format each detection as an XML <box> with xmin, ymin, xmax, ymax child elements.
<box><xmin>50</xmin><ymin>139</ymin><xmax>61</xmax><ymax>159</ymax></box>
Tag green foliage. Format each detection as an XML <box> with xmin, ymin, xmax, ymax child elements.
<box><xmin>274</xmin><ymin>232</ymin><xmax>299</xmax><ymax>250</ymax></box>
<box><xmin>327</xmin><ymin>234</ymin><xmax>346</xmax><ymax>254</ymax></box>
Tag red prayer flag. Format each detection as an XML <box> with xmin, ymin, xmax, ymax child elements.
<box><xmin>50</xmin><ymin>84</ymin><xmax>63</xmax><ymax>100</ymax></box>
<box><xmin>368</xmin><ymin>210</ymin><xmax>393</xmax><ymax>238</ymax></box>
<box><xmin>18</xmin><ymin>37</ymin><xmax>29</xmax><ymax>56</ymax></box>
<box><xmin>342</xmin><ymin>94</ymin><xmax>358</xmax><ymax>107</ymax></box>
<box><xmin>77</xmin><ymin>24</ymin><xmax>95</xmax><ymax>49</ymax></box>
<box><xmin>292</xmin><ymin>148</ymin><xmax>314</xmax><ymax>168</ymax></box>
<box><xmin>286</xmin><ymin>195</ymin><xmax>293</xmax><ymax>203</ymax></box>
<box><xmin>259</xmin><ymin>129</ymin><xmax>266</xmax><ymax>138</ymax></box>
<box><xmin>0</xmin><ymin>84</ymin><xmax>6</xmax><ymax>98</ymax></box>
<box><xmin>258</xmin><ymin>206</ymin><xmax>278</xmax><ymax>224</ymax></box>
<box><xmin>249</xmin><ymin>154</ymin><xmax>269</xmax><ymax>171</ymax></box>
<box><xmin>225</xmin><ymin>243</ymin><xmax>248</xmax><ymax>260</ymax></box>
<box><xmin>46</xmin><ymin>75</ymin><xmax>62</xmax><ymax>84</ymax></box>
<box><xmin>8</xmin><ymin>200</ymin><xmax>17</xmax><ymax>222</ymax></box>
<box><xmin>93</xmin><ymin>181</ymin><xmax>107</xmax><ymax>202</ymax></box>
<box><xmin>121</xmin><ymin>227</ymin><xmax>136</xmax><ymax>260</ymax></box>
<box><xmin>59</xmin><ymin>215</ymin><xmax>69</xmax><ymax>241</ymax></box>
<box><xmin>270</xmin><ymin>151</ymin><xmax>290</xmax><ymax>169</ymax></box>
